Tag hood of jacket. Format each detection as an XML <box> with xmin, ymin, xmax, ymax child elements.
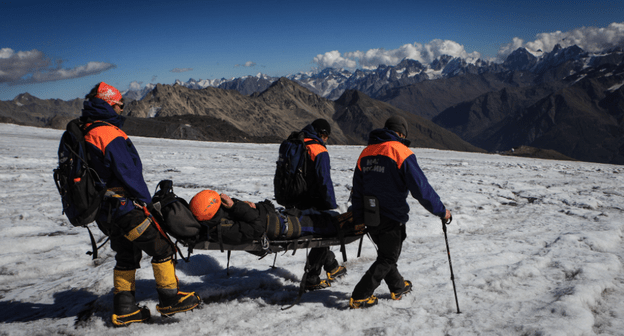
<box><xmin>368</xmin><ymin>128</ymin><xmax>411</xmax><ymax>147</ymax></box>
<box><xmin>301</xmin><ymin>124</ymin><xmax>324</xmax><ymax>145</ymax></box>
<box><xmin>81</xmin><ymin>98</ymin><xmax>126</xmax><ymax>128</ymax></box>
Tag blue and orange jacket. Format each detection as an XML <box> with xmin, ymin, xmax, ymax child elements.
<box><xmin>296</xmin><ymin>124</ymin><xmax>337</xmax><ymax>211</ymax></box>
<box><xmin>81</xmin><ymin>98</ymin><xmax>151</xmax><ymax>220</ymax></box>
<box><xmin>352</xmin><ymin>128</ymin><xmax>446</xmax><ymax>224</ymax></box>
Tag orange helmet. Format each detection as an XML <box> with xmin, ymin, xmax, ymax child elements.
<box><xmin>189</xmin><ymin>190</ymin><xmax>221</xmax><ymax>221</ymax></box>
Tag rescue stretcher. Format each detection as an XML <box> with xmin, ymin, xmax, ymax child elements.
<box><xmin>190</xmin><ymin>209</ymin><xmax>364</xmax><ymax>270</ymax></box>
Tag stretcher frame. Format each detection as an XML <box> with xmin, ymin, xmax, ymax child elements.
<box><xmin>191</xmin><ymin>233</ymin><xmax>366</xmax><ymax>309</ymax></box>
<box><xmin>193</xmin><ymin>234</ymin><xmax>364</xmax><ymax>254</ymax></box>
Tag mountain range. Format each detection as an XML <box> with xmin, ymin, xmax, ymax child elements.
<box><xmin>161</xmin><ymin>44</ymin><xmax>623</xmax><ymax>164</ymax></box>
<box><xmin>1</xmin><ymin>44</ymin><xmax>623</xmax><ymax>164</ymax></box>
<box><xmin>124</xmin><ymin>78</ymin><xmax>482</xmax><ymax>152</ymax></box>
<box><xmin>0</xmin><ymin>78</ymin><xmax>481</xmax><ymax>153</ymax></box>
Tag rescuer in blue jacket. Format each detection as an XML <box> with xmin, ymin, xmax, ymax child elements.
<box><xmin>348</xmin><ymin>116</ymin><xmax>452</xmax><ymax>309</ymax></box>
<box><xmin>295</xmin><ymin>122</ymin><xmax>337</xmax><ymax>211</ymax></box>
<box><xmin>81</xmin><ymin>82</ymin><xmax>199</xmax><ymax>326</ymax></box>
<box><xmin>291</xmin><ymin>120</ymin><xmax>346</xmax><ymax>291</ymax></box>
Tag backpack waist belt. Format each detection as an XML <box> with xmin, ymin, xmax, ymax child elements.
<box><xmin>106</xmin><ymin>187</ymin><xmax>128</xmax><ymax>197</ymax></box>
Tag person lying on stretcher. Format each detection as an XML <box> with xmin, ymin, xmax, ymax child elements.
<box><xmin>188</xmin><ymin>190</ymin><xmax>357</xmax><ymax>245</ymax></box>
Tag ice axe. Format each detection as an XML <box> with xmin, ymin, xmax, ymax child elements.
<box><xmin>442</xmin><ymin>216</ymin><xmax>461</xmax><ymax>314</ymax></box>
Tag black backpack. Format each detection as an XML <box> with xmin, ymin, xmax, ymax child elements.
<box><xmin>53</xmin><ymin>118</ymin><xmax>107</xmax><ymax>226</ymax></box>
<box><xmin>151</xmin><ymin>180</ymin><xmax>202</xmax><ymax>244</ymax></box>
<box><xmin>274</xmin><ymin>131</ymin><xmax>311</xmax><ymax>208</ymax></box>
<box><xmin>53</xmin><ymin>118</ymin><xmax>108</xmax><ymax>259</ymax></box>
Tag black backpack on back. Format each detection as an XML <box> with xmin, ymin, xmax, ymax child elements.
<box><xmin>53</xmin><ymin>118</ymin><xmax>107</xmax><ymax>227</ymax></box>
<box><xmin>53</xmin><ymin>118</ymin><xmax>108</xmax><ymax>259</ymax></box>
<box><xmin>274</xmin><ymin>131</ymin><xmax>310</xmax><ymax>208</ymax></box>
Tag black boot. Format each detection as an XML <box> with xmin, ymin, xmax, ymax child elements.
<box><xmin>153</xmin><ymin>258</ymin><xmax>200</xmax><ymax>317</ymax></box>
<box><xmin>156</xmin><ymin>288</ymin><xmax>201</xmax><ymax>316</ymax></box>
<box><xmin>112</xmin><ymin>291</ymin><xmax>151</xmax><ymax>326</ymax></box>
<box><xmin>327</xmin><ymin>265</ymin><xmax>347</xmax><ymax>281</ymax></box>
<box><xmin>391</xmin><ymin>280</ymin><xmax>413</xmax><ymax>300</ymax></box>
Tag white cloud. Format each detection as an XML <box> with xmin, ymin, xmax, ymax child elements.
<box><xmin>495</xmin><ymin>37</ymin><xmax>526</xmax><ymax>60</ymax></box>
<box><xmin>171</xmin><ymin>68</ymin><xmax>193</xmax><ymax>73</ymax></box>
<box><xmin>313</xmin><ymin>50</ymin><xmax>358</xmax><ymax>70</ymax></box>
<box><xmin>0</xmin><ymin>48</ymin><xmax>115</xmax><ymax>84</ymax></box>
<box><xmin>235</xmin><ymin>61</ymin><xmax>257</xmax><ymax>67</ymax></box>
<box><xmin>497</xmin><ymin>22</ymin><xmax>624</xmax><ymax>61</ymax></box>
<box><xmin>313</xmin><ymin>40</ymin><xmax>480</xmax><ymax>70</ymax></box>
<box><xmin>128</xmin><ymin>81</ymin><xmax>143</xmax><ymax>91</ymax></box>
<box><xmin>30</xmin><ymin>62</ymin><xmax>115</xmax><ymax>83</ymax></box>
<box><xmin>312</xmin><ymin>22</ymin><xmax>624</xmax><ymax>69</ymax></box>
<box><xmin>0</xmin><ymin>48</ymin><xmax>49</xmax><ymax>82</ymax></box>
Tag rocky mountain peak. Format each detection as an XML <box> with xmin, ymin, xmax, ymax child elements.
<box><xmin>396</xmin><ymin>58</ymin><xmax>425</xmax><ymax>70</ymax></box>
<box><xmin>430</xmin><ymin>55</ymin><xmax>454</xmax><ymax>70</ymax></box>
<box><xmin>258</xmin><ymin>77</ymin><xmax>315</xmax><ymax>98</ymax></box>
<box><xmin>14</xmin><ymin>92</ymin><xmax>37</xmax><ymax>103</ymax></box>
<box><xmin>503</xmin><ymin>47</ymin><xmax>537</xmax><ymax>71</ymax></box>
<box><xmin>335</xmin><ymin>89</ymin><xmax>365</xmax><ymax>106</ymax></box>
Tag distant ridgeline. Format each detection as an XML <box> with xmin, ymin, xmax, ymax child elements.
<box><xmin>1</xmin><ymin>44</ymin><xmax>623</xmax><ymax>164</ymax></box>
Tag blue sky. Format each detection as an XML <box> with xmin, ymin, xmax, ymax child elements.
<box><xmin>1</xmin><ymin>0</ymin><xmax>623</xmax><ymax>101</ymax></box>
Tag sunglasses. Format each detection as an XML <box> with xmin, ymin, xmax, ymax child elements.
<box><xmin>115</xmin><ymin>102</ymin><xmax>124</xmax><ymax>110</ymax></box>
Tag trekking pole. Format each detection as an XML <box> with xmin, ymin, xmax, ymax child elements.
<box><xmin>442</xmin><ymin>216</ymin><xmax>461</xmax><ymax>314</ymax></box>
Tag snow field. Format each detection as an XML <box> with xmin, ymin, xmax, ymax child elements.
<box><xmin>0</xmin><ymin>123</ymin><xmax>623</xmax><ymax>335</ymax></box>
